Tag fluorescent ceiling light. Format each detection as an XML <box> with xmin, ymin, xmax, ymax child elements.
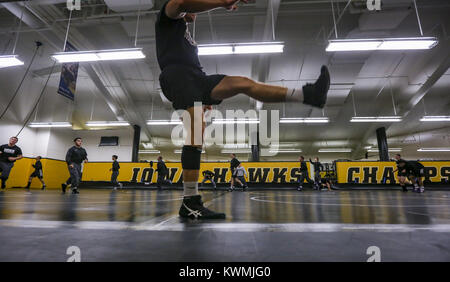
<box><xmin>221</xmin><ymin>149</ymin><xmax>252</xmax><ymax>154</ymax></box>
<box><xmin>212</xmin><ymin>118</ymin><xmax>260</xmax><ymax>124</ymax></box>
<box><xmin>268</xmin><ymin>149</ymin><xmax>303</xmax><ymax>153</ymax></box>
<box><xmin>326</xmin><ymin>37</ymin><xmax>438</xmax><ymax>52</ymax></box>
<box><xmin>350</xmin><ymin>116</ymin><xmax>402</xmax><ymax>122</ymax></box>
<box><xmin>198</xmin><ymin>42</ymin><xmax>284</xmax><ymax>56</ymax></box>
<box><xmin>146</xmin><ymin>120</ymin><xmax>183</xmax><ymax>125</ymax></box>
<box><xmin>174</xmin><ymin>149</ymin><xmax>205</xmax><ymax>154</ymax></box>
<box><xmin>223</xmin><ymin>143</ymin><xmax>250</xmax><ymax>149</ymax></box>
<box><xmin>86</xmin><ymin>121</ymin><xmax>130</xmax><ymax>127</ymax></box>
<box><xmin>138</xmin><ymin>150</ymin><xmax>160</xmax><ymax>154</ymax></box>
<box><xmin>420</xmin><ymin>116</ymin><xmax>450</xmax><ymax>122</ymax></box>
<box><xmin>367</xmin><ymin>148</ymin><xmax>402</xmax><ymax>152</ymax></box>
<box><xmin>51</xmin><ymin>48</ymin><xmax>145</xmax><ymax>63</ymax></box>
<box><xmin>417</xmin><ymin>148</ymin><xmax>450</xmax><ymax>152</ymax></box>
<box><xmin>318</xmin><ymin>148</ymin><xmax>352</xmax><ymax>153</ymax></box>
<box><xmin>28</xmin><ymin>122</ymin><xmax>72</xmax><ymax>128</ymax></box>
<box><xmin>0</xmin><ymin>55</ymin><xmax>24</xmax><ymax>68</ymax></box>
<box><xmin>280</xmin><ymin>117</ymin><xmax>330</xmax><ymax>123</ymax></box>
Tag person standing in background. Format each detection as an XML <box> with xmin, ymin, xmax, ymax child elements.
<box><xmin>26</xmin><ymin>156</ymin><xmax>46</xmax><ymax>191</ymax></box>
<box><xmin>229</xmin><ymin>153</ymin><xmax>240</xmax><ymax>191</ymax></box>
<box><xmin>61</xmin><ymin>137</ymin><xmax>88</xmax><ymax>194</ymax></box>
<box><xmin>0</xmin><ymin>137</ymin><xmax>23</xmax><ymax>189</ymax></box>
<box><xmin>309</xmin><ymin>157</ymin><xmax>323</xmax><ymax>190</ymax></box>
<box><xmin>298</xmin><ymin>156</ymin><xmax>313</xmax><ymax>191</ymax></box>
<box><xmin>156</xmin><ymin>156</ymin><xmax>172</xmax><ymax>190</ymax></box>
<box><xmin>110</xmin><ymin>155</ymin><xmax>123</xmax><ymax>190</ymax></box>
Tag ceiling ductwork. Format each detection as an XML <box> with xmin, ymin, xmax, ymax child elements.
<box><xmin>103</xmin><ymin>0</ymin><xmax>154</xmax><ymax>12</ymax></box>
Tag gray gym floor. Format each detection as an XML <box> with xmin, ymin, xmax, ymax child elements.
<box><xmin>0</xmin><ymin>188</ymin><xmax>449</xmax><ymax>262</ymax></box>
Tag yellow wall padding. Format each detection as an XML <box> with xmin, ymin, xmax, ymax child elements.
<box><xmin>82</xmin><ymin>161</ymin><xmax>312</xmax><ymax>184</ymax></box>
<box><xmin>2</xmin><ymin>158</ymin><xmax>69</xmax><ymax>189</ymax></box>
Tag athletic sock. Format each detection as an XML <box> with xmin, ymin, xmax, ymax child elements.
<box><xmin>183</xmin><ymin>181</ymin><xmax>199</xmax><ymax>197</ymax></box>
<box><xmin>26</xmin><ymin>182</ymin><xmax>31</xmax><ymax>188</ymax></box>
<box><xmin>285</xmin><ymin>88</ymin><xmax>304</xmax><ymax>102</ymax></box>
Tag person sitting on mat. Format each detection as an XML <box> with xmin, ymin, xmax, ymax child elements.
<box><xmin>201</xmin><ymin>169</ymin><xmax>216</xmax><ymax>189</ymax></box>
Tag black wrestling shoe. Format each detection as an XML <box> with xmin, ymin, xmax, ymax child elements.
<box><xmin>302</xmin><ymin>65</ymin><xmax>330</xmax><ymax>108</ymax></box>
<box><xmin>179</xmin><ymin>195</ymin><xmax>226</xmax><ymax>220</ymax></box>
<box><xmin>61</xmin><ymin>183</ymin><xmax>67</xmax><ymax>194</ymax></box>
<box><xmin>401</xmin><ymin>185</ymin><xmax>408</xmax><ymax>192</ymax></box>
<box><xmin>72</xmin><ymin>188</ymin><xmax>79</xmax><ymax>194</ymax></box>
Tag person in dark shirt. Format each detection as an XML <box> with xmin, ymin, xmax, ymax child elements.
<box><xmin>61</xmin><ymin>137</ymin><xmax>88</xmax><ymax>194</ymax></box>
<box><xmin>0</xmin><ymin>136</ymin><xmax>23</xmax><ymax>189</ymax></box>
<box><xmin>156</xmin><ymin>156</ymin><xmax>172</xmax><ymax>190</ymax></box>
<box><xmin>298</xmin><ymin>156</ymin><xmax>313</xmax><ymax>191</ymax></box>
<box><xmin>309</xmin><ymin>157</ymin><xmax>324</xmax><ymax>190</ymax></box>
<box><xmin>201</xmin><ymin>169</ymin><xmax>216</xmax><ymax>189</ymax></box>
<box><xmin>155</xmin><ymin>0</ymin><xmax>330</xmax><ymax>220</ymax></box>
<box><xmin>398</xmin><ymin>160</ymin><xmax>425</xmax><ymax>193</ymax></box>
<box><xmin>109</xmin><ymin>155</ymin><xmax>123</xmax><ymax>190</ymax></box>
<box><xmin>393</xmin><ymin>154</ymin><xmax>408</xmax><ymax>192</ymax></box>
<box><xmin>229</xmin><ymin>154</ymin><xmax>240</xmax><ymax>191</ymax></box>
<box><xmin>26</xmin><ymin>156</ymin><xmax>46</xmax><ymax>191</ymax></box>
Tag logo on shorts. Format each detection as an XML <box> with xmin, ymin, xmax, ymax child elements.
<box><xmin>66</xmin><ymin>0</ymin><xmax>81</xmax><ymax>11</ymax></box>
<box><xmin>366</xmin><ymin>0</ymin><xmax>381</xmax><ymax>11</ymax></box>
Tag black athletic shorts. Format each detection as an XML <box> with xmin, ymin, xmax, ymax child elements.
<box><xmin>409</xmin><ymin>168</ymin><xmax>424</xmax><ymax>177</ymax></box>
<box><xmin>30</xmin><ymin>171</ymin><xmax>43</xmax><ymax>179</ymax></box>
<box><xmin>159</xmin><ymin>64</ymin><xmax>226</xmax><ymax>110</ymax></box>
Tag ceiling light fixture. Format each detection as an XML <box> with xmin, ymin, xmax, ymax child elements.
<box><xmin>280</xmin><ymin>117</ymin><xmax>330</xmax><ymax>123</ymax></box>
<box><xmin>198</xmin><ymin>42</ymin><xmax>284</xmax><ymax>56</ymax></box>
<box><xmin>86</xmin><ymin>121</ymin><xmax>130</xmax><ymax>127</ymax></box>
<box><xmin>138</xmin><ymin>150</ymin><xmax>160</xmax><ymax>154</ymax></box>
<box><xmin>28</xmin><ymin>122</ymin><xmax>72</xmax><ymax>128</ymax></box>
<box><xmin>420</xmin><ymin>116</ymin><xmax>450</xmax><ymax>122</ymax></box>
<box><xmin>146</xmin><ymin>120</ymin><xmax>183</xmax><ymax>125</ymax></box>
<box><xmin>367</xmin><ymin>148</ymin><xmax>402</xmax><ymax>152</ymax></box>
<box><xmin>326</xmin><ymin>37</ymin><xmax>438</xmax><ymax>52</ymax></box>
<box><xmin>318</xmin><ymin>148</ymin><xmax>352</xmax><ymax>153</ymax></box>
<box><xmin>51</xmin><ymin>48</ymin><xmax>146</xmax><ymax>63</ymax></box>
<box><xmin>350</xmin><ymin>116</ymin><xmax>402</xmax><ymax>123</ymax></box>
<box><xmin>0</xmin><ymin>55</ymin><xmax>24</xmax><ymax>68</ymax></box>
<box><xmin>417</xmin><ymin>148</ymin><xmax>450</xmax><ymax>152</ymax></box>
<box><xmin>212</xmin><ymin>118</ymin><xmax>260</xmax><ymax>124</ymax></box>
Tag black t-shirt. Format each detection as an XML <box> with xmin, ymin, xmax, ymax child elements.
<box><xmin>0</xmin><ymin>144</ymin><xmax>22</xmax><ymax>163</ymax></box>
<box><xmin>405</xmin><ymin>161</ymin><xmax>424</xmax><ymax>172</ymax></box>
<box><xmin>112</xmin><ymin>161</ymin><xmax>120</xmax><ymax>172</ymax></box>
<box><xmin>300</xmin><ymin>161</ymin><xmax>308</xmax><ymax>172</ymax></box>
<box><xmin>157</xmin><ymin>160</ymin><xmax>168</xmax><ymax>174</ymax></box>
<box><xmin>33</xmin><ymin>160</ymin><xmax>42</xmax><ymax>172</ymax></box>
<box><xmin>155</xmin><ymin>1</ymin><xmax>202</xmax><ymax>71</ymax></box>
<box><xmin>230</xmin><ymin>158</ymin><xmax>240</xmax><ymax>170</ymax></box>
<box><xmin>65</xmin><ymin>146</ymin><xmax>87</xmax><ymax>165</ymax></box>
